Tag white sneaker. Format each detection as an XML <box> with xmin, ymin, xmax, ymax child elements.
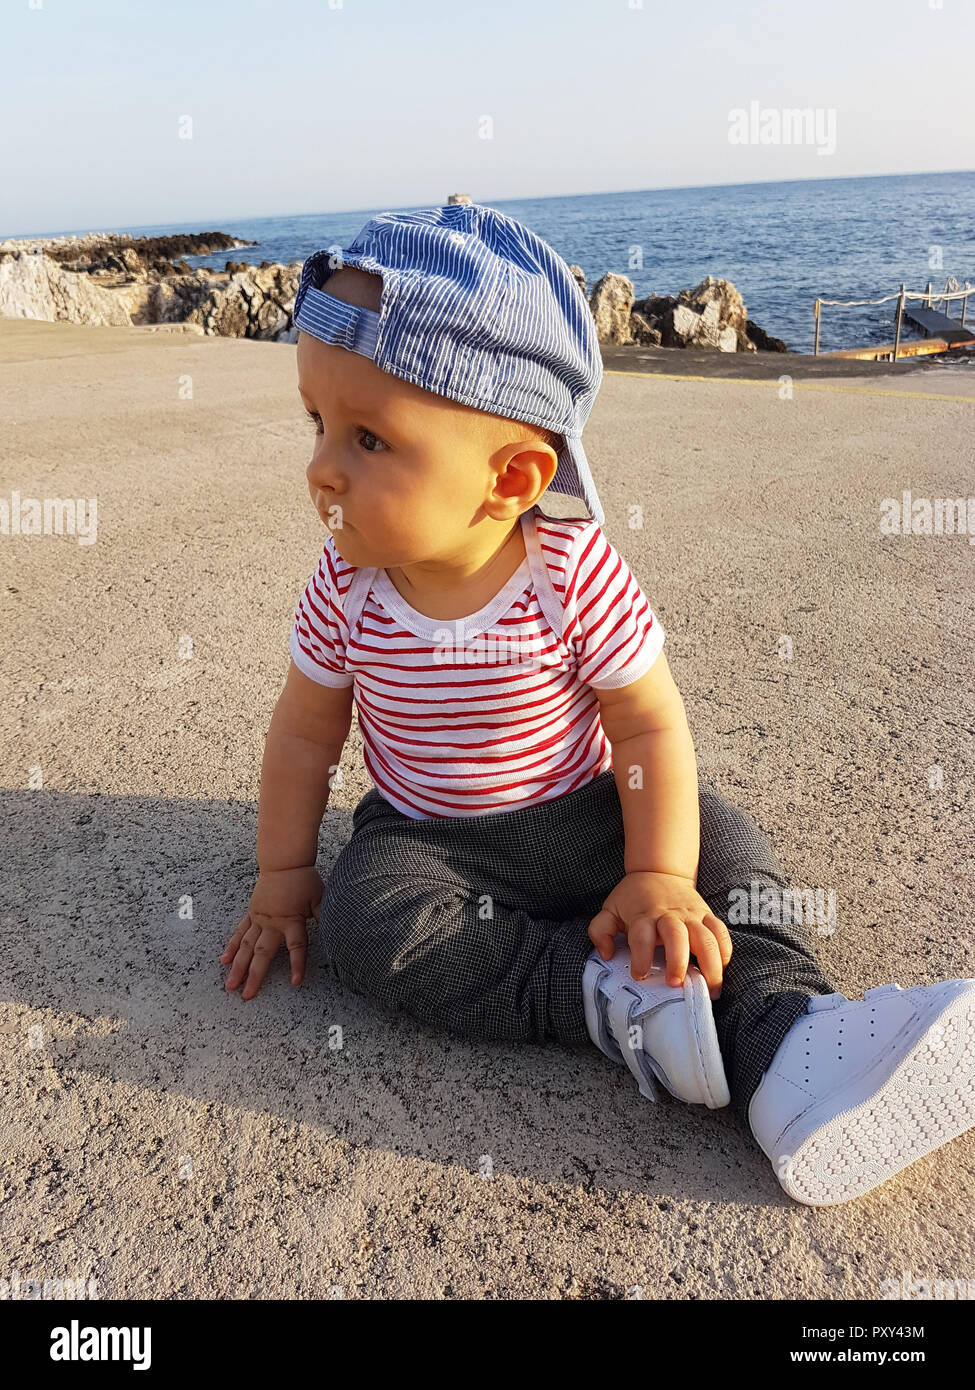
<box><xmin>749</xmin><ymin>978</ymin><xmax>975</xmax><ymax>1206</ymax></box>
<box><xmin>582</xmin><ymin>939</ymin><xmax>730</xmax><ymax>1108</ymax></box>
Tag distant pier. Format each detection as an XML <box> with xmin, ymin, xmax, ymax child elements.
<box><xmin>814</xmin><ymin>278</ymin><xmax>974</xmax><ymax>361</ymax></box>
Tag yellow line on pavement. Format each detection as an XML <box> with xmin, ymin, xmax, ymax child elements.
<box><xmin>603</xmin><ymin>368</ymin><xmax>975</xmax><ymax>404</ymax></box>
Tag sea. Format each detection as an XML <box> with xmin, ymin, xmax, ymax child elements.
<box><xmin>18</xmin><ymin>170</ymin><xmax>975</xmax><ymax>357</ymax></box>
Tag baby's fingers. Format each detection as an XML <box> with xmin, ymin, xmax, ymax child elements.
<box><xmin>688</xmin><ymin>919</ymin><xmax>726</xmax><ymax>999</ymax></box>
<box><xmin>588</xmin><ymin>908</ymin><xmax>621</xmax><ymax>961</ymax></box>
<box><xmin>703</xmin><ymin>911</ymin><xmax>734</xmax><ymax>967</ymax></box>
<box><xmin>220</xmin><ymin>912</ymin><xmax>251</xmax><ymax>964</ymax></box>
<box><xmin>238</xmin><ymin>927</ymin><xmax>283</xmax><ymax>1001</ymax></box>
<box><xmin>627</xmin><ymin>912</ymin><xmax>660</xmax><ymax>981</ymax></box>
<box><xmin>655</xmin><ymin>912</ymin><xmax>690</xmax><ymax>988</ymax></box>
<box><xmin>224</xmin><ymin>923</ymin><xmax>259</xmax><ymax>992</ymax></box>
<box><xmin>282</xmin><ymin>919</ymin><xmax>309</xmax><ymax>987</ymax></box>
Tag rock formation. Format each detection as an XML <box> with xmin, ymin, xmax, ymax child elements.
<box><xmin>593</xmin><ymin>271</ymin><xmax>787</xmax><ymax>353</ymax></box>
<box><xmin>0</xmin><ymin>231</ymin><xmax>300</xmax><ymax>341</ymax></box>
<box><xmin>681</xmin><ymin>276</ymin><xmax>750</xmax><ymax>349</ymax></box>
<box><xmin>0</xmin><ymin>230</ymin><xmax>254</xmax><ymax>282</ymax></box>
<box><xmin>0</xmin><ymin>248</ymin><xmax>133</xmax><ymax>328</ymax></box>
<box><xmin>588</xmin><ymin>272</ymin><xmax>636</xmax><ymax>345</ymax></box>
<box><xmin>0</xmin><ymin>229</ymin><xmax>788</xmax><ymax>351</ymax></box>
<box><xmin>134</xmin><ymin>261</ymin><xmax>302</xmax><ymax>340</ymax></box>
<box><xmin>745</xmin><ymin>318</ymin><xmax>789</xmax><ymax>353</ymax></box>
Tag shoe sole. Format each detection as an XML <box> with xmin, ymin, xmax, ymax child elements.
<box><xmin>777</xmin><ymin>984</ymin><xmax>975</xmax><ymax>1206</ymax></box>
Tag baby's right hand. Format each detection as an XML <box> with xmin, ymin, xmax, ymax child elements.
<box><xmin>221</xmin><ymin>866</ymin><xmax>324</xmax><ymax>1001</ymax></box>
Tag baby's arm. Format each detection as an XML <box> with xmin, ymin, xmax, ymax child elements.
<box><xmin>221</xmin><ymin>659</ymin><xmax>354</xmax><ymax>1000</ymax></box>
<box><xmin>589</xmin><ymin>652</ymin><xmax>732</xmax><ymax>992</ymax></box>
<box><xmin>257</xmin><ymin>658</ymin><xmax>354</xmax><ymax>870</ymax></box>
<box><xmin>596</xmin><ymin>651</ymin><xmax>700</xmax><ymax>879</ymax></box>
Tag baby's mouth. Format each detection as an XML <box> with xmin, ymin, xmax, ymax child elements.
<box><xmin>312</xmin><ymin>494</ymin><xmax>348</xmax><ymax>528</ymax></box>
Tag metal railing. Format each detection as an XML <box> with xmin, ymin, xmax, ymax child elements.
<box><xmin>813</xmin><ymin>277</ymin><xmax>973</xmax><ymax>359</ymax></box>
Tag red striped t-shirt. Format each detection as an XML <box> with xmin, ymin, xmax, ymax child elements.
<box><xmin>290</xmin><ymin>508</ymin><xmax>665</xmax><ymax>819</ymax></box>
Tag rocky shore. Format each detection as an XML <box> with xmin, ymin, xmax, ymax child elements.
<box><xmin>0</xmin><ymin>230</ymin><xmax>301</xmax><ymax>341</ymax></box>
<box><xmin>582</xmin><ymin>268</ymin><xmax>788</xmax><ymax>353</ymax></box>
<box><xmin>0</xmin><ymin>229</ymin><xmax>788</xmax><ymax>352</ymax></box>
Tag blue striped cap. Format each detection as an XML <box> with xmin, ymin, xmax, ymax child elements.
<box><xmin>292</xmin><ymin>203</ymin><xmax>604</xmax><ymax>526</ymax></box>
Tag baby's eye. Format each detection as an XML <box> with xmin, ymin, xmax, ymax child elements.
<box><xmin>304</xmin><ymin>413</ymin><xmax>385</xmax><ymax>453</ymax></box>
<box><xmin>356</xmin><ymin>429</ymin><xmax>386</xmax><ymax>454</ymax></box>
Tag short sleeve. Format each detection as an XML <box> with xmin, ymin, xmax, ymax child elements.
<box><xmin>289</xmin><ymin>535</ymin><xmax>355</xmax><ymax>687</ymax></box>
<box><xmin>562</xmin><ymin>525</ymin><xmax>665</xmax><ymax>689</ymax></box>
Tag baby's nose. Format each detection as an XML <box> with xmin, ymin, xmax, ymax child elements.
<box><xmin>306</xmin><ymin>448</ymin><xmax>345</xmax><ymax>495</ymax></box>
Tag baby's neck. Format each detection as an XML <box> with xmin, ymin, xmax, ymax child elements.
<box><xmin>384</xmin><ymin>515</ymin><xmax>528</xmax><ymax>621</ymax></box>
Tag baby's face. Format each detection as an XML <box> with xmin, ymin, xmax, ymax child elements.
<box><xmin>297</xmin><ymin>327</ymin><xmax>516</xmax><ymax>569</ymax></box>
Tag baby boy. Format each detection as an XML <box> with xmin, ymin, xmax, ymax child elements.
<box><xmin>221</xmin><ymin>203</ymin><xmax>975</xmax><ymax>1207</ymax></box>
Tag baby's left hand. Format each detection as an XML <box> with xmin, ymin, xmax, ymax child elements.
<box><xmin>588</xmin><ymin>872</ymin><xmax>733</xmax><ymax>998</ymax></box>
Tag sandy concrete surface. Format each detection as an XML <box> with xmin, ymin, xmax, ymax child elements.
<box><xmin>1</xmin><ymin>317</ymin><xmax>974</xmax><ymax>1300</ymax></box>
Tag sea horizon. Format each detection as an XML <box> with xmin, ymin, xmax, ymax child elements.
<box><xmin>5</xmin><ymin>168</ymin><xmax>975</xmax><ymax>355</ymax></box>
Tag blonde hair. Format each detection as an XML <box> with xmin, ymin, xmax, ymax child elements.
<box><xmin>527</xmin><ymin>423</ymin><xmax>563</xmax><ymax>454</ymax></box>
<box><xmin>496</xmin><ymin>417</ymin><xmax>562</xmax><ymax>454</ymax></box>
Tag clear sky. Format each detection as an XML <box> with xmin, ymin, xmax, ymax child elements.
<box><xmin>2</xmin><ymin>0</ymin><xmax>973</xmax><ymax>237</ymax></box>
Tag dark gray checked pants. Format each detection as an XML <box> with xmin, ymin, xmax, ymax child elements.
<box><xmin>318</xmin><ymin>771</ymin><xmax>836</xmax><ymax>1121</ymax></box>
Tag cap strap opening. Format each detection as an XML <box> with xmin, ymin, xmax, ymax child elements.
<box><xmin>294</xmin><ymin>287</ymin><xmax>380</xmax><ymax>361</ymax></box>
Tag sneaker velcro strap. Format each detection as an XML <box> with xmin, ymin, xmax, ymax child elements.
<box><xmin>606</xmin><ymin>987</ymin><xmax>661</xmax><ymax>1102</ymax></box>
<box><xmin>582</xmin><ymin>956</ymin><xmax>624</xmax><ymax>1064</ymax></box>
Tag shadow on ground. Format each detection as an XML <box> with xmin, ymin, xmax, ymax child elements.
<box><xmin>1</xmin><ymin>787</ymin><xmax>792</xmax><ymax>1209</ymax></box>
